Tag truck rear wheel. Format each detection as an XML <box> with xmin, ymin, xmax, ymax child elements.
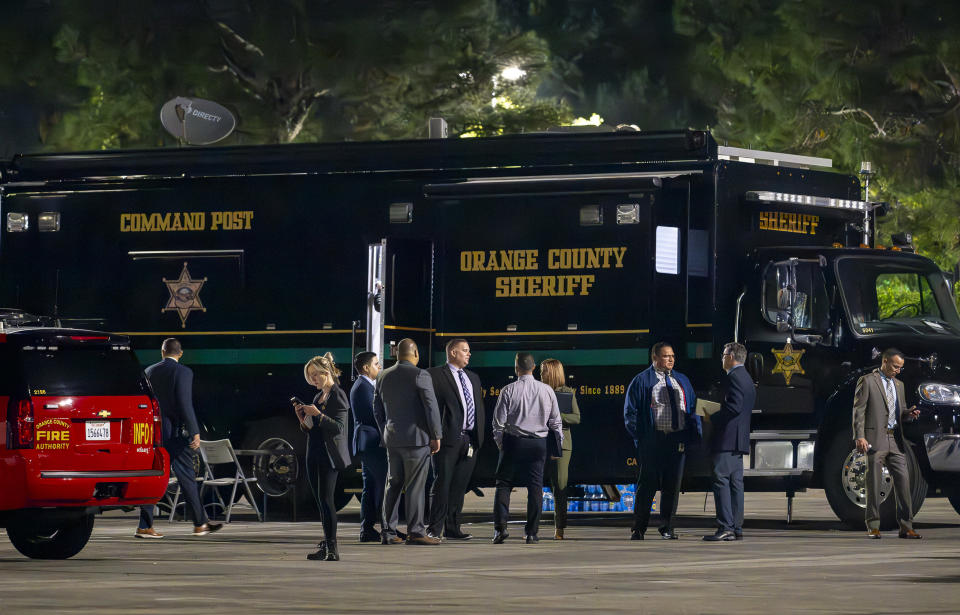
<box><xmin>6</xmin><ymin>513</ymin><xmax>95</xmax><ymax>559</ymax></box>
<box><xmin>823</xmin><ymin>427</ymin><xmax>926</xmax><ymax>530</ymax></box>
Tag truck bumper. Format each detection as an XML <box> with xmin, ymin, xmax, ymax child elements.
<box><xmin>924</xmin><ymin>433</ymin><xmax>960</xmax><ymax>472</ymax></box>
<box><xmin>0</xmin><ymin>449</ymin><xmax>169</xmax><ymax>510</ymax></box>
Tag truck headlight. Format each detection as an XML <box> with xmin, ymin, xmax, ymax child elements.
<box><xmin>918</xmin><ymin>382</ymin><xmax>960</xmax><ymax>405</ymax></box>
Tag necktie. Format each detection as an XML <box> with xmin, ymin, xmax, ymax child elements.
<box><xmin>458</xmin><ymin>370</ymin><xmax>475</xmax><ymax>430</ymax></box>
<box><xmin>665</xmin><ymin>371</ymin><xmax>680</xmax><ymax>431</ymax></box>
<box><xmin>883</xmin><ymin>377</ymin><xmax>896</xmax><ymax>428</ymax></box>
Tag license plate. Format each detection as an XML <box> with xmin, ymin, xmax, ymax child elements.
<box><xmin>85</xmin><ymin>421</ymin><xmax>111</xmax><ymax>441</ymax></box>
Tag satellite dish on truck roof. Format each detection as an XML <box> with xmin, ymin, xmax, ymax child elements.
<box><xmin>160</xmin><ymin>96</ymin><xmax>236</xmax><ymax>145</ymax></box>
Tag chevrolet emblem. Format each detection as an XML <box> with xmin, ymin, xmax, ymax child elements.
<box><xmin>97</xmin><ymin>410</ymin><xmax>112</xmax><ymax>418</ymax></box>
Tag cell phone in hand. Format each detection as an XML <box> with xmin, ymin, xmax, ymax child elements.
<box><xmin>290</xmin><ymin>396</ymin><xmax>304</xmax><ymax>406</ymax></box>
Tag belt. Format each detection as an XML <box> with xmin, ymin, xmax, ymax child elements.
<box><xmin>886</xmin><ymin>427</ymin><xmax>896</xmax><ymax>435</ymax></box>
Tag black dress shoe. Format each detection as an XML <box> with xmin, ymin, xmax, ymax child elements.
<box><xmin>658</xmin><ymin>527</ymin><xmax>679</xmax><ymax>540</ymax></box>
<box><xmin>306</xmin><ymin>541</ymin><xmax>327</xmax><ymax>560</ymax></box>
<box><xmin>525</xmin><ymin>535</ymin><xmax>539</xmax><ymax>544</ymax></box>
<box><xmin>443</xmin><ymin>530</ymin><xmax>473</xmax><ymax>540</ymax></box>
<box><xmin>703</xmin><ymin>530</ymin><xmax>737</xmax><ymax>542</ymax></box>
<box><xmin>734</xmin><ymin>532</ymin><xmax>743</xmax><ymax>540</ymax></box>
<box><xmin>396</xmin><ymin>531</ymin><xmax>408</xmax><ymax>541</ymax></box>
<box><xmin>630</xmin><ymin>530</ymin><xmax>644</xmax><ymax>541</ymax></box>
<box><xmin>492</xmin><ymin>529</ymin><xmax>509</xmax><ymax>544</ymax></box>
<box><xmin>359</xmin><ymin>530</ymin><xmax>381</xmax><ymax>543</ymax></box>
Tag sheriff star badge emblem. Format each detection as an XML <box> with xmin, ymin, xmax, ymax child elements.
<box><xmin>771</xmin><ymin>342</ymin><xmax>805</xmax><ymax>386</ymax></box>
<box><xmin>162</xmin><ymin>262</ymin><xmax>207</xmax><ymax>328</ymax></box>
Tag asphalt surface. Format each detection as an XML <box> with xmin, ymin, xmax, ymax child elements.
<box><xmin>1</xmin><ymin>490</ymin><xmax>958</xmax><ymax>614</ymax></box>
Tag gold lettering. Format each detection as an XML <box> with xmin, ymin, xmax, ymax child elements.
<box><xmin>210</xmin><ymin>211</ymin><xmax>224</xmax><ymax>230</ymax></box>
<box><xmin>611</xmin><ymin>247</ymin><xmax>627</xmax><ymax>268</ymax></box>
<box><xmin>809</xmin><ymin>215</ymin><xmax>819</xmax><ymax>235</ymax></box>
<box><xmin>495</xmin><ymin>277</ymin><xmax>509</xmax><ymax>297</ymax></box>
<box><xmin>542</xmin><ymin>276</ymin><xmax>557</xmax><ymax>296</ymax></box>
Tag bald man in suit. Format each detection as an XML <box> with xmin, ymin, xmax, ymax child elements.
<box><xmin>374</xmin><ymin>339</ymin><xmax>443</xmax><ymax>545</ymax></box>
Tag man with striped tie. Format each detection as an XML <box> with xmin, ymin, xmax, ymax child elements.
<box><xmin>426</xmin><ymin>339</ymin><xmax>486</xmax><ymax>540</ymax></box>
<box><xmin>853</xmin><ymin>348</ymin><xmax>922</xmax><ymax>539</ymax></box>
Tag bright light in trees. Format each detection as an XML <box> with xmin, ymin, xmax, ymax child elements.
<box><xmin>500</xmin><ymin>66</ymin><xmax>526</xmax><ymax>81</ymax></box>
<box><xmin>568</xmin><ymin>113</ymin><xmax>604</xmax><ymax>127</ymax></box>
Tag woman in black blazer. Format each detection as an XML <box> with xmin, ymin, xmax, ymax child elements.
<box><xmin>295</xmin><ymin>352</ymin><xmax>351</xmax><ymax>561</ymax></box>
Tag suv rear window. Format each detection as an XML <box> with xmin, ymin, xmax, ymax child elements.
<box><xmin>19</xmin><ymin>348</ymin><xmax>147</xmax><ymax>396</ymax></box>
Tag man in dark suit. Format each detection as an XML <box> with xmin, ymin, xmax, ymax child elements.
<box><xmin>349</xmin><ymin>351</ymin><xmax>386</xmax><ymax>543</ymax></box>
<box><xmin>623</xmin><ymin>342</ymin><xmax>701</xmax><ymax>540</ymax></box>
<box><xmin>426</xmin><ymin>338</ymin><xmax>485</xmax><ymax>541</ymax></box>
<box><xmin>373</xmin><ymin>338</ymin><xmax>443</xmax><ymax>545</ymax></box>
<box><xmin>136</xmin><ymin>338</ymin><xmax>222</xmax><ymax>537</ymax></box>
<box><xmin>704</xmin><ymin>342</ymin><xmax>755</xmax><ymax>542</ymax></box>
<box><xmin>853</xmin><ymin>347</ymin><xmax>922</xmax><ymax>539</ymax></box>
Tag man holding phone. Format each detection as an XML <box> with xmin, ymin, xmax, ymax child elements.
<box><xmin>853</xmin><ymin>348</ymin><xmax>922</xmax><ymax>539</ymax></box>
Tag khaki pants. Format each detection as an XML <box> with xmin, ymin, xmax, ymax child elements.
<box><xmin>865</xmin><ymin>431</ymin><xmax>914</xmax><ymax>532</ymax></box>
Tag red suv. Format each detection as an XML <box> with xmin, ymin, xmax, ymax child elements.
<box><xmin>0</xmin><ymin>319</ymin><xmax>169</xmax><ymax>558</ymax></box>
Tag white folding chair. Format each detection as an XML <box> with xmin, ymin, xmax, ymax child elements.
<box><xmin>197</xmin><ymin>439</ymin><xmax>262</xmax><ymax>522</ymax></box>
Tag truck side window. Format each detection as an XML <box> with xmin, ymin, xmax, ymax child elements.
<box><xmin>763</xmin><ymin>262</ymin><xmax>829</xmax><ymax>331</ymax></box>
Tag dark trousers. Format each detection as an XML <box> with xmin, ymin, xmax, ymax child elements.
<box><xmin>633</xmin><ymin>430</ymin><xmax>686</xmax><ymax>534</ymax></box>
<box><xmin>358</xmin><ymin>447</ymin><xmax>388</xmax><ymax>534</ymax></box>
<box><xmin>382</xmin><ymin>445</ymin><xmax>432</xmax><ymax>538</ymax></box>
<box><xmin>865</xmin><ymin>432</ymin><xmax>914</xmax><ymax>532</ymax></box>
<box><xmin>306</xmin><ymin>439</ymin><xmax>340</xmax><ymax>541</ymax></box>
<box><xmin>140</xmin><ymin>440</ymin><xmax>208</xmax><ymax>528</ymax></box>
<box><xmin>494</xmin><ymin>434</ymin><xmax>546</xmax><ymax>536</ymax></box>
<box><xmin>428</xmin><ymin>431</ymin><xmax>478</xmax><ymax>536</ymax></box>
<box><xmin>711</xmin><ymin>451</ymin><xmax>744</xmax><ymax>533</ymax></box>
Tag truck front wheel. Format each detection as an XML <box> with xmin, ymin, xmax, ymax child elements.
<box><xmin>823</xmin><ymin>428</ymin><xmax>926</xmax><ymax>530</ymax></box>
<box><xmin>6</xmin><ymin>513</ymin><xmax>95</xmax><ymax>559</ymax></box>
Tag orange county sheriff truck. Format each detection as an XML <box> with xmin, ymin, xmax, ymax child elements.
<box><xmin>1</xmin><ymin>128</ymin><xmax>958</xmax><ymax>528</ymax></box>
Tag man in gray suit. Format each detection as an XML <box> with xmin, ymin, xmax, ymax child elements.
<box><xmin>374</xmin><ymin>338</ymin><xmax>443</xmax><ymax>545</ymax></box>
<box><xmin>853</xmin><ymin>347</ymin><xmax>922</xmax><ymax>539</ymax></box>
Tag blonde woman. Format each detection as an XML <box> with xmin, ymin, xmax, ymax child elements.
<box><xmin>294</xmin><ymin>353</ymin><xmax>351</xmax><ymax>561</ymax></box>
<box><xmin>539</xmin><ymin>358</ymin><xmax>581</xmax><ymax>540</ymax></box>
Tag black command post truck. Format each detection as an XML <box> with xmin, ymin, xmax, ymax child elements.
<box><xmin>1</xmin><ymin>129</ymin><xmax>958</xmax><ymax>528</ymax></box>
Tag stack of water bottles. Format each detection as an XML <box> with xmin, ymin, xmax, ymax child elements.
<box><xmin>543</xmin><ymin>484</ymin><xmax>651</xmax><ymax>512</ymax></box>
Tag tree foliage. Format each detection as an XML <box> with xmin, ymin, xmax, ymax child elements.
<box><xmin>674</xmin><ymin>0</ymin><xmax>960</xmax><ymax>268</ymax></box>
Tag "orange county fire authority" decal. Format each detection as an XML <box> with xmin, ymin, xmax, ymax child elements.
<box><xmin>36</xmin><ymin>418</ymin><xmax>70</xmax><ymax>450</ymax></box>
<box><xmin>163</xmin><ymin>262</ymin><xmax>207</xmax><ymax>328</ymax></box>
<box><xmin>771</xmin><ymin>342</ymin><xmax>805</xmax><ymax>386</ymax></box>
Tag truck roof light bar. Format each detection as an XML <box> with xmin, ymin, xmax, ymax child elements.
<box><xmin>719</xmin><ymin>146</ymin><xmax>832</xmax><ymax>169</ymax></box>
<box><xmin>746</xmin><ymin>190</ymin><xmax>877</xmax><ymax>212</ymax></box>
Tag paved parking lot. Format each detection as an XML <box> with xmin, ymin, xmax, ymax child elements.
<box><xmin>1</xmin><ymin>490</ymin><xmax>958</xmax><ymax>614</ymax></box>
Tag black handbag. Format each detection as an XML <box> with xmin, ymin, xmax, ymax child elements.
<box><xmin>547</xmin><ymin>428</ymin><xmax>563</xmax><ymax>459</ymax></box>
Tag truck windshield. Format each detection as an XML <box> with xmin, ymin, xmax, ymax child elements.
<box><xmin>837</xmin><ymin>257</ymin><xmax>960</xmax><ymax>335</ymax></box>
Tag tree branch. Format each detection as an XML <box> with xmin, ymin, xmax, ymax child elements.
<box><xmin>829</xmin><ymin>107</ymin><xmax>887</xmax><ymax>137</ymax></box>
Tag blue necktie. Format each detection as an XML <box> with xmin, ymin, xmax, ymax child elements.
<box><xmin>458</xmin><ymin>370</ymin><xmax>475</xmax><ymax>430</ymax></box>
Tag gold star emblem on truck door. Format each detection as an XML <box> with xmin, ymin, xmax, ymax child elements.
<box><xmin>771</xmin><ymin>342</ymin><xmax>805</xmax><ymax>386</ymax></box>
<box><xmin>162</xmin><ymin>262</ymin><xmax>207</xmax><ymax>328</ymax></box>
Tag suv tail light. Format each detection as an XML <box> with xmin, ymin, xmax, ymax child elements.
<box><xmin>150</xmin><ymin>396</ymin><xmax>162</xmax><ymax>448</ymax></box>
<box><xmin>7</xmin><ymin>398</ymin><xmax>35</xmax><ymax>449</ymax></box>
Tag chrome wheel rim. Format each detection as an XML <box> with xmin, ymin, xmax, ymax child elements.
<box><xmin>842</xmin><ymin>449</ymin><xmax>891</xmax><ymax>508</ymax></box>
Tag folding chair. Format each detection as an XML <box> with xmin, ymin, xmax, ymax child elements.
<box><xmin>198</xmin><ymin>439</ymin><xmax>263</xmax><ymax>522</ymax></box>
